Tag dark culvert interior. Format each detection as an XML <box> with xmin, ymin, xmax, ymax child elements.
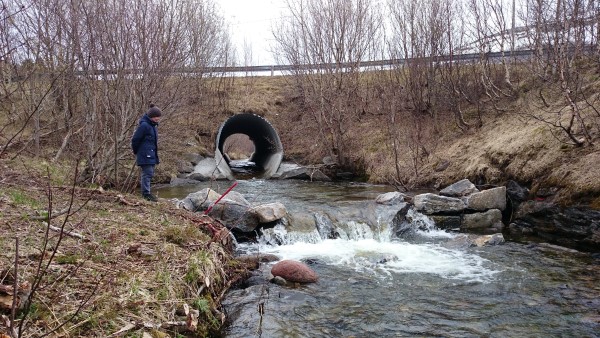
<box><xmin>215</xmin><ymin>113</ymin><xmax>283</xmax><ymax>179</ymax></box>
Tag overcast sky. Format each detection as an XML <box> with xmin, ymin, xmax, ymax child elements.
<box><xmin>217</xmin><ymin>0</ymin><xmax>287</xmax><ymax>66</ymax></box>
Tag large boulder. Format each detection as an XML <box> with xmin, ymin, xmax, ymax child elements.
<box><xmin>178</xmin><ymin>188</ymin><xmax>259</xmax><ymax>232</ymax></box>
<box><xmin>461</xmin><ymin>209</ymin><xmax>503</xmax><ymax>233</ymax></box>
<box><xmin>178</xmin><ymin>188</ymin><xmax>251</xmax><ymax>211</ymax></box>
<box><xmin>511</xmin><ymin>201</ymin><xmax>600</xmax><ymax>252</ymax></box>
<box><xmin>208</xmin><ymin>201</ymin><xmax>258</xmax><ymax>233</ymax></box>
<box><xmin>285</xmin><ymin>212</ymin><xmax>318</xmax><ymax>233</ymax></box>
<box><xmin>223</xmin><ymin>191</ymin><xmax>252</xmax><ymax>206</ymax></box>
<box><xmin>189</xmin><ymin>157</ymin><xmax>227</xmax><ymax>180</ymax></box>
<box><xmin>250</xmin><ymin>202</ymin><xmax>287</xmax><ymax>223</ymax></box>
<box><xmin>178</xmin><ymin>188</ymin><xmax>221</xmax><ymax>211</ymax></box>
<box><xmin>271</xmin><ymin>260</ymin><xmax>318</xmax><ymax>283</ymax></box>
<box><xmin>465</xmin><ymin>187</ymin><xmax>507</xmax><ymax>211</ymax></box>
<box><xmin>391</xmin><ymin>203</ymin><xmax>414</xmax><ymax>236</ymax></box>
<box><xmin>413</xmin><ymin>193</ymin><xmax>466</xmax><ymax>214</ymax></box>
<box><xmin>439</xmin><ymin>179</ymin><xmax>479</xmax><ymax>197</ymax></box>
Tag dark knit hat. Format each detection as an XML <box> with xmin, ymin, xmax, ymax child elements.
<box><xmin>147</xmin><ymin>104</ymin><xmax>162</xmax><ymax>118</ymax></box>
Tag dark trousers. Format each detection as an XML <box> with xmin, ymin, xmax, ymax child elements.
<box><xmin>140</xmin><ymin>165</ymin><xmax>155</xmax><ymax>195</ymax></box>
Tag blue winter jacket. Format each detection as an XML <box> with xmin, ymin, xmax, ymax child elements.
<box><xmin>131</xmin><ymin>114</ymin><xmax>160</xmax><ymax>166</ymax></box>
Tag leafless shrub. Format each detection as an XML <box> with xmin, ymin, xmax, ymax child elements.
<box><xmin>520</xmin><ymin>0</ymin><xmax>598</xmax><ymax>146</ymax></box>
<box><xmin>0</xmin><ymin>0</ymin><xmax>233</xmax><ymax>186</ymax></box>
<box><xmin>273</xmin><ymin>0</ymin><xmax>383</xmax><ymax>169</ymax></box>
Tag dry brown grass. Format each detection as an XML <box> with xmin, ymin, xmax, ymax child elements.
<box><xmin>0</xmin><ymin>156</ymin><xmax>249</xmax><ymax>337</ymax></box>
<box><xmin>226</xmin><ymin>66</ymin><xmax>600</xmax><ymax>206</ymax></box>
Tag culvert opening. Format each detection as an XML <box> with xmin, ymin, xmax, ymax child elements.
<box><xmin>223</xmin><ymin>133</ymin><xmax>258</xmax><ymax>177</ymax></box>
<box><xmin>215</xmin><ymin>113</ymin><xmax>283</xmax><ymax>179</ymax></box>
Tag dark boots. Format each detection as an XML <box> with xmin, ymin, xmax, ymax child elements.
<box><xmin>143</xmin><ymin>193</ymin><xmax>158</xmax><ymax>202</ymax></box>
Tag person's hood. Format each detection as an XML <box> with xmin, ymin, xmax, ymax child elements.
<box><xmin>141</xmin><ymin>114</ymin><xmax>159</xmax><ymax>126</ymax></box>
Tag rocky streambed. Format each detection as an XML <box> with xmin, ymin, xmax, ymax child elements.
<box><xmin>157</xmin><ymin>177</ymin><xmax>600</xmax><ymax>337</ymax></box>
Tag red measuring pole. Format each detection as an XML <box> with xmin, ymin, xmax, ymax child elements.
<box><xmin>204</xmin><ymin>181</ymin><xmax>239</xmax><ymax>215</ymax></box>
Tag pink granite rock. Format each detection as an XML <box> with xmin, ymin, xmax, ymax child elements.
<box><xmin>271</xmin><ymin>260</ymin><xmax>318</xmax><ymax>283</ymax></box>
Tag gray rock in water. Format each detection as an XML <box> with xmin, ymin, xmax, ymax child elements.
<box><xmin>250</xmin><ymin>202</ymin><xmax>288</xmax><ymax>223</ymax></box>
<box><xmin>285</xmin><ymin>211</ymin><xmax>318</xmax><ymax>233</ymax></box>
<box><xmin>179</xmin><ymin>188</ymin><xmax>221</xmax><ymax>211</ymax></box>
<box><xmin>375</xmin><ymin>192</ymin><xmax>408</xmax><ymax>205</ymax></box>
<box><xmin>270</xmin><ymin>276</ymin><xmax>287</xmax><ymax>286</ymax></box>
<box><xmin>392</xmin><ymin>203</ymin><xmax>413</xmax><ymax>236</ymax></box>
<box><xmin>442</xmin><ymin>235</ymin><xmax>474</xmax><ymax>249</ymax></box>
<box><xmin>271</xmin><ymin>162</ymin><xmax>302</xmax><ymax>179</ymax></box>
<box><xmin>414</xmin><ymin>193</ymin><xmax>467</xmax><ymax>214</ymax></box>
<box><xmin>472</xmin><ymin>233</ymin><xmax>505</xmax><ymax>246</ymax></box>
<box><xmin>439</xmin><ymin>179</ymin><xmax>479</xmax><ymax>197</ymax></box>
<box><xmin>465</xmin><ymin>186</ymin><xmax>507</xmax><ymax>211</ymax></box>
<box><xmin>315</xmin><ymin>213</ymin><xmax>337</xmax><ymax>239</ymax></box>
<box><xmin>178</xmin><ymin>188</ymin><xmax>259</xmax><ymax>232</ymax></box>
<box><xmin>223</xmin><ymin>191</ymin><xmax>251</xmax><ymax>206</ymax></box>
<box><xmin>189</xmin><ymin>157</ymin><xmax>227</xmax><ymax>180</ymax></box>
<box><xmin>461</xmin><ymin>209</ymin><xmax>503</xmax><ymax>233</ymax></box>
<box><xmin>512</xmin><ymin>201</ymin><xmax>600</xmax><ymax>251</ymax></box>
<box><xmin>208</xmin><ymin>201</ymin><xmax>258</xmax><ymax>232</ymax></box>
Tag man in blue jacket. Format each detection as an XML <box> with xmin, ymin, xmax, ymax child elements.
<box><xmin>131</xmin><ymin>105</ymin><xmax>162</xmax><ymax>202</ymax></box>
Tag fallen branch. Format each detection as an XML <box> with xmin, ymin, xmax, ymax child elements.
<box><xmin>45</xmin><ymin>223</ymin><xmax>86</xmax><ymax>241</ymax></box>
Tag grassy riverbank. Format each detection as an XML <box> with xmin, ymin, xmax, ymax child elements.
<box><xmin>0</xmin><ymin>157</ymin><xmax>250</xmax><ymax>337</ymax></box>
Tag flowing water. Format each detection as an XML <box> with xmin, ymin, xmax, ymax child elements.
<box><xmin>157</xmin><ymin>179</ymin><xmax>600</xmax><ymax>338</ymax></box>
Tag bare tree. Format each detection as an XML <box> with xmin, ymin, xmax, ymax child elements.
<box><xmin>1</xmin><ymin>0</ymin><xmax>233</xmax><ymax>186</ymax></box>
<box><xmin>521</xmin><ymin>0</ymin><xmax>598</xmax><ymax>146</ymax></box>
<box><xmin>273</xmin><ymin>0</ymin><xmax>383</xmax><ymax>168</ymax></box>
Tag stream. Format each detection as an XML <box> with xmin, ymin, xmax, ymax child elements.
<box><xmin>157</xmin><ymin>179</ymin><xmax>600</xmax><ymax>338</ymax></box>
